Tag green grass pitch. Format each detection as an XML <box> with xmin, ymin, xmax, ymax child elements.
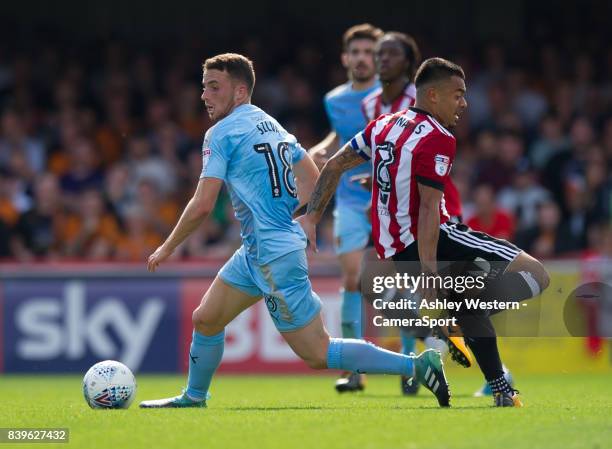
<box><xmin>1</xmin><ymin>372</ymin><xmax>611</xmax><ymax>449</ymax></box>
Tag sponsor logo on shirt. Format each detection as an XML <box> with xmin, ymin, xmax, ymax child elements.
<box><xmin>202</xmin><ymin>148</ymin><xmax>211</xmax><ymax>171</ymax></box>
<box><xmin>434</xmin><ymin>154</ymin><xmax>450</xmax><ymax>176</ymax></box>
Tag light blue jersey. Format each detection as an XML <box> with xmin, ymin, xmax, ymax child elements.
<box><xmin>201</xmin><ymin>104</ymin><xmax>307</xmax><ymax>265</ymax></box>
<box><xmin>323</xmin><ymin>81</ymin><xmax>380</xmax><ymax>209</ymax></box>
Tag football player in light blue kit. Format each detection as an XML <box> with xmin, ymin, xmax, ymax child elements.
<box><xmin>139</xmin><ymin>53</ymin><xmax>450</xmax><ymax>408</ymax></box>
<box><xmin>309</xmin><ymin>24</ymin><xmax>382</xmax><ymax>392</ymax></box>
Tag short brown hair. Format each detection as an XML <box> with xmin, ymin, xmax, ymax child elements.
<box><xmin>203</xmin><ymin>53</ymin><xmax>256</xmax><ymax>95</ymax></box>
<box><xmin>342</xmin><ymin>23</ymin><xmax>383</xmax><ymax>51</ymax></box>
<box><xmin>415</xmin><ymin>57</ymin><xmax>465</xmax><ymax>88</ymax></box>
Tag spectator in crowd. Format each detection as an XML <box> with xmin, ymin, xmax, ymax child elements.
<box><xmin>0</xmin><ymin>26</ymin><xmax>610</xmax><ymax>262</ymax></box>
<box><xmin>104</xmin><ymin>162</ymin><xmax>132</xmax><ymax>219</ymax></box>
<box><xmin>0</xmin><ymin>167</ymin><xmax>22</xmax><ymax>227</ymax></box>
<box><xmin>174</xmin><ymin>83</ymin><xmax>208</xmax><ymax>143</ymax></box>
<box><xmin>114</xmin><ymin>204</ymin><xmax>162</xmax><ymax>261</ymax></box>
<box><xmin>0</xmin><ymin>108</ymin><xmax>46</xmax><ymax>177</ymax></box>
<box><xmin>126</xmin><ymin>134</ymin><xmax>177</xmax><ymax>196</ymax></box>
<box><xmin>10</xmin><ymin>173</ymin><xmax>63</xmax><ymax>260</ymax></box>
<box><xmin>498</xmin><ymin>158</ymin><xmax>551</xmax><ymax>231</ymax></box>
<box><xmin>602</xmin><ymin>117</ymin><xmax>612</xmax><ymax>158</ymax></box>
<box><xmin>154</xmin><ymin>122</ymin><xmax>191</xmax><ymax>186</ymax></box>
<box><xmin>467</xmin><ymin>183</ymin><xmax>515</xmax><ymax>241</ymax></box>
<box><xmin>59</xmin><ymin>138</ymin><xmax>104</xmax><ymax>201</ymax></box>
<box><xmin>558</xmin><ymin>177</ymin><xmax>589</xmax><ymax>253</ymax></box>
<box><xmin>507</xmin><ymin>68</ymin><xmax>548</xmax><ymax>129</ymax></box>
<box><xmin>543</xmin><ymin>116</ymin><xmax>596</xmax><ymax>213</ymax></box>
<box><xmin>515</xmin><ymin>200</ymin><xmax>563</xmax><ymax>259</ymax></box>
<box><xmin>584</xmin><ymin>147</ymin><xmax>611</xmax><ymax>224</ymax></box>
<box><xmin>529</xmin><ymin>112</ymin><xmax>571</xmax><ymax>170</ymax></box>
<box><xmin>0</xmin><ymin>218</ymin><xmax>10</xmax><ymax>258</ymax></box>
<box><xmin>475</xmin><ymin>130</ymin><xmax>524</xmax><ymax>191</ymax></box>
<box><xmin>57</xmin><ymin>188</ymin><xmax>120</xmax><ymax>259</ymax></box>
<box><xmin>131</xmin><ymin>178</ymin><xmax>179</xmax><ymax>237</ymax></box>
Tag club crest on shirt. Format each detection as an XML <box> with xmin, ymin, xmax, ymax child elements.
<box><xmin>434</xmin><ymin>154</ymin><xmax>450</xmax><ymax>176</ymax></box>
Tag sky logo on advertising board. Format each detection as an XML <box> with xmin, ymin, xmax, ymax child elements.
<box><xmin>3</xmin><ymin>279</ymin><xmax>180</xmax><ymax>372</ymax></box>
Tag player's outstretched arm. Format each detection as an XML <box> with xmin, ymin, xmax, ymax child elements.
<box><xmin>293</xmin><ymin>153</ymin><xmax>320</xmax><ymax>212</ymax></box>
<box><xmin>147</xmin><ymin>178</ymin><xmax>223</xmax><ymax>272</ymax></box>
<box><xmin>308</xmin><ymin>131</ymin><xmax>339</xmax><ymax>169</ymax></box>
<box><xmin>297</xmin><ymin>144</ymin><xmax>364</xmax><ymax>251</ymax></box>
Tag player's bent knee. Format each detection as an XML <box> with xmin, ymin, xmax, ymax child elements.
<box><xmin>342</xmin><ymin>273</ymin><xmax>361</xmax><ymax>292</ymax></box>
<box><xmin>525</xmin><ymin>255</ymin><xmax>550</xmax><ymax>291</ymax></box>
<box><xmin>192</xmin><ymin>308</ymin><xmax>224</xmax><ymax>336</ymax></box>
<box><xmin>538</xmin><ymin>265</ymin><xmax>550</xmax><ymax>291</ymax></box>
<box><xmin>510</xmin><ymin>251</ymin><xmax>550</xmax><ymax>292</ymax></box>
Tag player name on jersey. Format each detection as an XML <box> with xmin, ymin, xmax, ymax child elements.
<box><xmin>256</xmin><ymin>120</ymin><xmax>281</xmax><ymax>135</ymax></box>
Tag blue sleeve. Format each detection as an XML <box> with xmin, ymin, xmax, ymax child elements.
<box><xmin>348</xmin><ymin>117</ymin><xmax>379</xmax><ymax>161</ymax></box>
<box><xmin>291</xmin><ymin>141</ymin><xmax>307</xmax><ymax>163</ymax></box>
<box><xmin>349</xmin><ymin>132</ymin><xmax>371</xmax><ymax>161</ymax></box>
<box><xmin>200</xmin><ymin>128</ymin><xmax>230</xmax><ymax>181</ymax></box>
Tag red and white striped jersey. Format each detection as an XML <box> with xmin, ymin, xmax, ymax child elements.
<box><xmin>362</xmin><ymin>85</ymin><xmax>462</xmax><ymax>219</ymax></box>
<box><xmin>361</xmin><ymin>83</ymin><xmax>416</xmax><ymax>123</ymax></box>
<box><xmin>350</xmin><ymin>107</ymin><xmax>456</xmax><ymax>259</ymax></box>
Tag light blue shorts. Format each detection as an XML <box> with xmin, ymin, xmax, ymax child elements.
<box><xmin>219</xmin><ymin>246</ymin><xmax>322</xmax><ymax>332</ymax></box>
<box><xmin>333</xmin><ymin>205</ymin><xmax>371</xmax><ymax>255</ymax></box>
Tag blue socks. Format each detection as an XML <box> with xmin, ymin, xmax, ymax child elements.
<box><xmin>327</xmin><ymin>338</ymin><xmax>414</xmax><ymax>376</ymax></box>
<box><xmin>186</xmin><ymin>330</ymin><xmax>225</xmax><ymax>401</ymax></box>
<box><xmin>341</xmin><ymin>290</ymin><xmax>363</xmax><ymax>339</ymax></box>
<box><xmin>400</xmin><ymin>330</ymin><xmax>416</xmax><ymax>356</ymax></box>
<box><xmin>337</xmin><ymin>292</ymin><xmax>413</xmax><ymax>376</ymax></box>
<box><xmin>185</xmin><ymin>331</ymin><xmax>415</xmax><ymax>391</ymax></box>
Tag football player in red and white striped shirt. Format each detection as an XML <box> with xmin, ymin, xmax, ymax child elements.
<box><xmin>362</xmin><ymin>31</ymin><xmax>462</xmax><ymax>222</ymax></box>
<box><xmin>361</xmin><ymin>32</ymin><xmax>418</xmax><ymax>124</ymax></box>
<box><xmin>359</xmin><ymin>33</ymin><xmax>470</xmax><ymax>395</ymax></box>
<box><xmin>299</xmin><ymin>57</ymin><xmax>551</xmax><ymax>407</ymax></box>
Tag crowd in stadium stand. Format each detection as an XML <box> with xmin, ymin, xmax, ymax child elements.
<box><xmin>0</xmin><ymin>34</ymin><xmax>610</xmax><ymax>262</ymax></box>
